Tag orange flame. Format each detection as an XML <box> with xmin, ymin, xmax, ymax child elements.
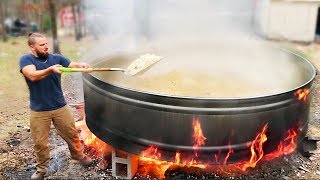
<box><xmin>79</xmin><ymin>117</ymin><xmax>297</xmax><ymax>179</ymax></box>
<box><xmin>192</xmin><ymin>118</ymin><xmax>207</xmax><ymax>156</ymax></box>
<box><xmin>141</xmin><ymin>146</ymin><xmax>162</xmax><ymax>160</ymax></box>
<box><xmin>83</xmin><ymin>133</ymin><xmax>112</xmax><ymax>159</ymax></box>
<box><xmin>264</xmin><ymin>129</ymin><xmax>297</xmax><ymax>160</ymax></box>
<box><xmin>138</xmin><ymin>122</ymin><xmax>298</xmax><ymax>179</ymax></box>
<box><xmin>238</xmin><ymin>124</ymin><xmax>268</xmax><ymax>171</ymax></box>
<box><xmin>174</xmin><ymin>152</ymin><xmax>181</xmax><ymax>164</ymax></box>
<box><xmin>84</xmin><ymin>133</ymin><xmax>97</xmax><ymax>145</ymax></box>
<box><xmin>214</xmin><ymin>150</ymin><xmax>221</xmax><ymax>164</ymax></box>
<box><xmin>138</xmin><ymin>159</ymin><xmax>172</xmax><ymax>179</ymax></box>
<box><xmin>223</xmin><ymin>144</ymin><xmax>234</xmax><ymax>165</ymax></box>
<box><xmin>139</xmin><ymin>147</ymin><xmax>172</xmax><ymax>179</ymax></box>
<box><xmin>295</xmin><ymin>88</ymin><xmax>310</xmax><ymax>102</ymax></box>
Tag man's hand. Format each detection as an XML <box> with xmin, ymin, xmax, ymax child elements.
<box><xmin>69</xmin><ymin>62</ymin><xmax>92</xmax><ymax>73</ymax></box>
<box><xmin>78</xmin><ymin>62</ymin><xmax>90</xmax><ymax>68</ymax></box>
<box><xmin>78</xmin><ymin>63</ymin><xmax>92</xmax><ymax>73</ymax></box>
<box><xmin>50</xmin><ymin>64</ymin><xmax>63</xmax><ymax>74</ymax></box>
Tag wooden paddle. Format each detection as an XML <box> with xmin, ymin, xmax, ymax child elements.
<box><xmin>59</xmin><ymin>54</ymin><xmax>162</xmax><ymax>76</ymax></box>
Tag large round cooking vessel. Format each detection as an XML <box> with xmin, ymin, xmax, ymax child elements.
<box><xmin>83</xmin><ymin>45</ymin><xmax>316</xmax><ymax>164</ymax></box>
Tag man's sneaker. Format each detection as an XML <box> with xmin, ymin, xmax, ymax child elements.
<box><xmin>31</xmin><ymin>171</ymin><xmax>46</xmax><ymax>180</ymax></box>
<box><xmin>79</xmin><ymin>155</ymin><xmax>93</xmax><ymax>166</ymax></box>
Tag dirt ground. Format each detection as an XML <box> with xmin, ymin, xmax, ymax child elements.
<box><xmin>1</xmin><ymin>39</ymin><xmax>320</xmax><ymax>179</ymax></box>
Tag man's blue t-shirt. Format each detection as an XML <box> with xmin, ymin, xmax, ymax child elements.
<box><xmin>20</xmin><ymin>54</ymin><xmax>71</xmax><ymax>111</ymax></box>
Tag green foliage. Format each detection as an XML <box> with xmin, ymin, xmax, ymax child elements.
<box><xmin>43</xmin><ymin>13</ymin><xmax>52</xmax><ymax>32</ymax></box>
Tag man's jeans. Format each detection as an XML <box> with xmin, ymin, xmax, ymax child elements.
<box><xmin>30</xmin><ymin>105</ymin><xmax>84</xmax><ymax>172</ymax></box>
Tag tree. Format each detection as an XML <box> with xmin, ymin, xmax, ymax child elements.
<box><xmin>36</xmin><ymin>0</ymin><xmax>47</xmax><ymax>33</ymax></box>
<box><xmin>71</xmin><ymin>0</ymin><xmax>82</xmax><ymax>41</ymax></box>
<box><xmin>48</xmin><ymin>0</ymin><xmax>60</xmax><ymax>53</ymax></box>
<box><xmin>0</xmin><ymin>0</ymin><xmax>8</xmax><ymax>42</ymax></box>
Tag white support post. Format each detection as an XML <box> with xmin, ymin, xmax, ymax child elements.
<box><xmin>111</xmin><ymin>148</ymin><xmax>138</xmax><ymax>179</ymax></box>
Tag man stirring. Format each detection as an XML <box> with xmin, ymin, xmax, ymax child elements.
<box><xmin>19</xmin><ymin>32</ymin><xmax>92</xmax><ymax>180</ymax></box>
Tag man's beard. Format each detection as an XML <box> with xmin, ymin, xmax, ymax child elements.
<box><xmin>35</xmin><ymin>49</ymin><xmax>49</xmax><ymax>59</ymax></box>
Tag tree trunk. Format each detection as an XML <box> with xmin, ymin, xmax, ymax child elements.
<box><xmin>37</xmin><ymin>0</ymin><xmax>45</xmax><ymax>32</ymax></box>
<box><xmin>71</xmin><ymin>2</ymin><xmax>81</xmax><ymax>41</ymax></box>
<box><xmin>48</xmin><ymin>0</ymin><xmax>60</xmax><ymax>54</ymax></box>
<box><xmin>76</xmin><ymin>3</ymin><xmax>82</xmax><ymax>39</ymax></box>
<box><xmin>0</xmin><ymin>0</ymin><xmax>8</xmax><ymax>42</ymax></box>
<box><xmin>38</xmin><ymin>12</ymin><xmax>43</xmax><ymax>32</ymax></box>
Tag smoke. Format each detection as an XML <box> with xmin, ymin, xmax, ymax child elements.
<box><xmin>81</xmin><ymin>0</ymin><xmax>310</xmax><ymax>98</ymax></box>
<box><xmin>148</xmin><ymin>0</ymin><xmax>255</xmax><ymax>41</ymax></box>
<box><xmin>82</xmin><ymin>0</ymin><xmax>257</xmax><ymax>61</ymax></box>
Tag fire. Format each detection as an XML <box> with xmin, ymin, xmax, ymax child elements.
<box><xmin>264</xmin><ymin>129</ymin><xmax>297</xmax><ymax>160</ymax></box>
<box><xmin>138</xmin><ymin>159</ymin><xmax>172</xmax><ymax>179</ymax></box>
<box><xmin>138</xmin><ymin>122</ymin><xmax>298</xmax><ymax>179</ymax></box>
<box><xmin>174</xmin><ymin>152</ymin><xmax>181</xmax><ymax>164</ymax></box>
<box><xmin>174</xmin><ymin>154</ymin><xmax>207</xmax><ymax>169</ymax></box>
<box><xmin>82</xmin><ymin>132</ymin><xmax>112</xmax><ymax>170</ymax></box>
<box><xmin>140</xmin><ymin>146</ymin><xmax>161</xmax><ymax>160</ymax></box>
<box><xmin>238</xmin><ymin>124</ymin><xmax>268</xmax><ymax>171</ymax></box>
<box><xmin>138</xmin><ymin>118</ymin><xmax>208</xmax><ymax>178</ymax></box>
<box><xmin>223</xmin><ymin>145</ymin><xmax>234</xmax><ymax>165</ymax></box>
<box><xmin>84</xmin><ymin>133</ymin><xmax>97</xmax><ymax>145</ymax></box>
<box><xmin>81</xmin><ymin>118</ymin><xmax>298</xmax><ymax>179</ymax></box>
<box><xmin>192</xmin><ymin>118</ymin><xmax>207</xmax><ymax>156</ymax></box>
<box><xmin>294</xmin><ymin>88</ymin><xmax>310</xmax><ymax>102</ymax></box>
<box><xmin>84</xmin><ymin>133</ymin><xmax>112</xmax><ymax>158</ymax></box>
<box><xmin>139</xmin><ymin>147</ymin><xmax>172</xmax><ymax>179</ymax></box>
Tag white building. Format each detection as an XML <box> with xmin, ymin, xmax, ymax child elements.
<box><xmin>254</xmin><ymin>0</ymin><xmax>320</xmax><ymax>42</ymax></box>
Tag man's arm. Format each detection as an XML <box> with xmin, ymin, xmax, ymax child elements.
<box><xmin>21</xmin><ymin>64</ymin><xmax>62</xmax><ymax>82</ymax></box>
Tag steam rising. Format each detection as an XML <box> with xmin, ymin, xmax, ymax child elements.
<box><xmin>83</xmin><ymin>0</ymin><xmax>257</xmax><ymax>59</ymax></box>
<box><xmin>82</xmin><ymin>0</ymin><xmax>311</xmax><ymax>98</ymax></box>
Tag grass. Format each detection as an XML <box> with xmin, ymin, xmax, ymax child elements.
<box><xmin>0</xmin><ymin>37</ymin><xmax>29</xmax><ymax>115</ymax></box>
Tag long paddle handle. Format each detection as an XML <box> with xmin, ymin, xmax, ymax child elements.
<box><xmin>58</xmin><ymin>67</ymin><xmax>126</xmax><ymax>73</ymax></box>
